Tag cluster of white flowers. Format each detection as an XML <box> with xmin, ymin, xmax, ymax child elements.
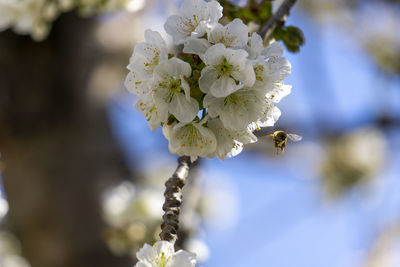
<box><xmin>125</xmin><ymin>0</ymin><xmax>292</xmax><ymax>161</ymax></box>
<box><xmin>0</xmin><ymin>0</ymin><xmax>139</xmax><ymax>40</ymax></box>
<box><xmin>135</xmin><ymin>241</ymin><xmax>196</xmax><ymax>267</ymax></box>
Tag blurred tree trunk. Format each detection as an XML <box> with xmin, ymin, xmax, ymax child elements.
<box><xmin>0</xmin><ymin>13</ymin><xmax>132</xmax><ymax>267</ymax></box>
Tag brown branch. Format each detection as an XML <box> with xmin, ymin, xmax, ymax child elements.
<box><xmin>159</xmin><ymin>156</ymin><xmax>192</xmax><ymax>243</ymax></box>
<box><xmin>259</xmin><ymin>0</ymin><xmax>298</xmax><ymax>46</ymax></box>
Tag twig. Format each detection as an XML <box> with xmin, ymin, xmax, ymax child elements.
<box><xmin>259</xmin><ymin>0</ymin><xmax>298</xmax><ymax>46</ymax></box>
<box><xmin>159</xmin><ymin>156</ymin><xmax>192</xmax><ymax>243</ymax></box>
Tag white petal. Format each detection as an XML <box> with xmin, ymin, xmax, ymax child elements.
<box><xmin>247</xmin><ymin>32</ymin><xmax>264</xmax><ymax>59</ymax></box>
<box><xmin>154</xmin><ymin>241</ymin><xmax>175</xmax><ymax>259</ymax></box>
<box><xmin>257</xmin><ymin>103</ymin><xmax>281</xmax><ymax>127</ymax></box>
<box><xmin>170</xmin><ymin>95</ymin><xmax>199</xmax><ymax>123</ymax></box>
<box><xmin>210</xmin><ymin>76</ymin><xmax>240</xmax><ymax>98</ymax></box>
<box><xmin>164</xmin><ymin>15</ymin><xmax>187</xmax><ymax>44</ymax></box>
<box><xmin>199</xmin><ymin>67</ymin><xmax>218</xmax><ymax>94</ymax></box>
<box><xmin>225</xmin><ymin>47</ymin><xmax>248</xmax><ymax>66</ymax></box>
<box><xmin>206</xmin><ymin>0</ymin><xmax>223</xmax><ymax>23</ymax></box>
<box><xmin>183</xmin><ymin>37</ymin><xmax>211</xmax><ymax>60</ymax></box>
<box><xmin>180</xmin><ymin>0</ymin><xmax>207</xmax><ymax>18</ymax></box>
<box><xmin>191</xmin><ymin>20</ymin><xmax>208</xmax><ymax>38</ymax></box>
<box><xmin>181</xmin><ymin>77</ymin><xmax>191</xmax><ymax>102</ymax></box>
<box><xmin>231</xmin><ymin>60</ymin><xmax>255</xmax><ymax>87</ymax></box>
<box><xmin>166</xmin><ymin>121</ymin><xmax>217</xmax><ymax>159</ymax></box>
<box><xmin>164</xmin><ymin>0</ymin><xmax>222</xmax><ymax>44</ymax></box>
<box><xmin>204</xmin><ymin>43</ymin><xmax>226</xmax><ymax>66</ymax></box>
<box><xmin>207</xmin><ymin>23</ymin><xmax>224</xmax><ymax>44</ymax></box>
<box><xmin>173</xmin><ymin>250</ymin><xmax>197</xmax><ymax>267</ymax></box>
<box><xmin>266</xmin><ymin>83</ymin><xmax>292</xmax><ymax>103</ymax></box>
<box><xmin>203</xmin><ymin>93</ymin><xmax>223</xmax><ymax>117</ymax></box>
<box><xmin>262</xmin><ymin>41</ymin><xmax>284</xmax><ymax>58</ymax></box>
<box><xmin>208</xmin><ymin>19</ymin><xmax>248</xmax><ymax>48</ymax></box>
<box><xmin>225</xmin><ymin>18</ymin><xmax>249</xmax><ymax>48</ymax></box>
<box><xmin>218</xmin><ymin>89</ymin><xmax>266</xmax><ymax>130</ymax></box>
<box><xmin>144</xmin><ymin>29</ymin><xmax>166</xmax><ymax>49</ymax></box>
<box><xmin>136</xmin><ymin>243</ymin><xmax>155</xmax><ymax>262</ymax></box>
<box><xmin>124</xmin><ymin>71</ymin><xmax>149</xmax><ymax>96</ymax></box>
<box><xmin>208</xmin><ymin>118</ymin><xmax>256</xmax><ymax>160</ymax></box>
<box><xmin>134</xmin><ymin>94</ymin><xmax>168</xmax><ymax>130</ymax></box>
<box><xmin>128</xmin><ymin>30</ymin><xmax>167</xmax><ymax>75</ymax></box>
<box><xmin>266</xmin><ymin>57</ymin><xmax>291</xmax><ymax>81</ymax></box>
<box><xmin>156</xmin><ymin>57</ymin><xmax>191</xmax><ymax>78</ymax></box>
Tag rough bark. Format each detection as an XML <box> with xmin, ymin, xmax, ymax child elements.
<box><xmin>159</xmin><ymin>156</ymin><xmax>192</xmax><ymax>243</ymax></box>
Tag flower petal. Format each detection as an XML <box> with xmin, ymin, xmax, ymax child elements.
<box><xmin>204</xmin><ymin>43</ymin><xmax>226</xmax><ymax>66</ymax></box>
<box><xmin>203</xmin><ymin>93</ymin><xmax>224</xmax><ymax>117</ymax></box>
<box><xmin>199</xmin><ymin>67</ymin><xmax>218</xmax><ymax>94</ymax></box>
<box><xmin>183</xmin><ymin>37</ymin><xmax>211</xmax><ymax>60</ymax></box>
<box><xmin>134</xmin><ymin>93</ymin><xmax>168</xmax><ymax>130</ymax></box>
<box><xmin>173</xmin><ymin>250</ymin><xmax>197</xmax><ymax>267</ymax></box>
<box><xmin>124</xmin><ymin>71</ymin><xmax>149</xmax><ymax>96</ymax></box>
<box><xmin>170</xmin><ymin>94</ymin><xmax>199</xmax><ymax>123</ymax></box>
<box><xmin>230</xmin><ymin>60</ymin><xmax>255</xmax><ymax>87</ymax></box>
<box><xmin>266</xmin><ymin>83</ymin><xmax>292</xmax><ymax>103</ymax></box>
<box><xmin>224</xmin><ymin>18</ymin><xmax>249</xmax><ymax>48</ymax></box>
<box><xmin>209</xmin><ymin>76</ymin><xmax>240</xmax><ymax>98</ymax></box>
<box><xmin>262</xmin><ymin>41</ymin><xmax>284</xmax><ymax>58</ymax></box>
<box><xmin>164</xmin><ymin>121</ymin><xmax>217</xmax><ymax>159</ymax></box>
<box><xmin>136</xmin><ymin>243</ymin><xmax>155</xmax><ymax>262</ymax></box>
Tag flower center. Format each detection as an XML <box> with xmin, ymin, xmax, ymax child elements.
<box><xmin>216</xmin><ymin>57</ymin><xmax>233</xmax><ymax>76</ymax></box>
<box><xmin>165</xmin><ymin>78</ymin><xmax>182</xmax><ymax>102</ymax></box>
<box><xmin>154</xmin><ymin>252</ymin><xmax>170</xmax><ymax>267</ymax></box>
<box><xmin>224</xmin><ymin>93</ymin><xmax>246</xmax><ymax>106</ymax></box>
<box><xmin>180</xmin><ymin>14</ymin><xmax>199</xmax><ymax>34</ymax></box>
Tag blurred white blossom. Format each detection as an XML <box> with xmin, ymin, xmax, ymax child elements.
<box><xmin>0</xmin><ymin>231</ymin><xmax>31</xmax><ymax>267</ymax></box>
<box><xmin>0</xmin><ymin>191</ymin><xmax>9</xmax><ymax>220</ymax></box>
<box><xmin>0</xmin><ymin>0</ymin><xmax>145</xmax><ymax>40</ymax></box>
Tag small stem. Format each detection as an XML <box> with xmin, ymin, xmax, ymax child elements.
<box><xmin>259</xmin><ymin>0</ymin><xmax>298</xmax><ymax>46</ymax></box>
<box><xmin>159</xmin><ymin>156</ymin><xmax>192</xmax><ymax>243</ymax></box>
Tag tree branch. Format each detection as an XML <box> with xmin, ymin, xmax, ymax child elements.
<box><xmin>259</xmin><ymin>0</ymin><xmax>298</xmax><ymax>46</ymax></box>
<box><xmin>159</xmin><ymin>156</ymin><xmax>192</xmax><ymax>243</ymax></box>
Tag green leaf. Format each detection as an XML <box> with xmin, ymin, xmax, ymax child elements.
<box><xmin>273</xmin><ymin>25</ymin><xmax>305</xmax><ymax>53</ymax></box>
<box><xmin>258</xmin><ymin>2</ymin><xmax>272</xmax><ymax>21</ymax></box>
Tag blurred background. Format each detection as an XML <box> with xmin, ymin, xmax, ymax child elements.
<box><xmin>0</xmin><ymin>0</ymin><xmax>400</xmax><ymax>266</ymax></box>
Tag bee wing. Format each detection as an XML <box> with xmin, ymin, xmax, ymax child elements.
<box><xmin>287</xmin><ymin>134</ymin><xmax>302</xmax><ymax>142</ymax></box>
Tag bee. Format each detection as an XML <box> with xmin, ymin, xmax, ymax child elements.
<box><xmin>269</xmin><ymin>130</ymin><xmax>302</xmax><ymax>154</ymax></box>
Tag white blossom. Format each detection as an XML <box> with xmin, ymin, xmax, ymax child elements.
<box><xmin>125</xmin><ymin>30</ymin><xmax>168</xmax><ymax>96</ymax></box>
<box><xmin>134</xmin><ymin>93</ymin><xmax>168</xmax><ymax>131</ymax></box>
<box><xmin>204</xmin><ymin>88</ymin><xmax>266</xmax><ymax>131</ymax></box>
<box><xmin>164</xmin><ymin>0</ymin><xmax>223</xmax><ymax>44</ymax></box>
<box><xmin>208</xmin><ymin>118</ymin><xmax>257</xmax><ymax>160</ymax></box>
<box><xmin>0</xmin><ymin>0</ymin><xmax>44</xmax><ymax>34</ymax></box>
<box><xmin>199</xmin><ymin>43</ymin><xmax>255</xmax><ymax>97</ymax></box>
<box><xmin>253</xmin><ymin>57</ymin><xmax>291</xmax><ymax>89</ymax></box>
<box><xmin>136</xmin><ymin>241</ymin><xmax>196</xmax><ymax>267</ymax></box>
<box><xmin>249</xmin><ymin>101</ymin><xmax>281</xmax><ymax>131</ymax></box>
<box><xmin>162</xmin><ymin>119</ymin><xmax>217</xmax><ymax>162</ymax></box>
<box><xmin>207</xmin><ymin>19</ymin><xmax>249</xmax><ymax>48</ymax></box>
<box><xmin>246</xmin><ymin>32</ymin><xmax>284</xmax><ymax>61</ymax></box>
<box><xmin>151</xmin><ymin>58</ymin><xmax>199</xmax><ymax>123</ymax></box>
